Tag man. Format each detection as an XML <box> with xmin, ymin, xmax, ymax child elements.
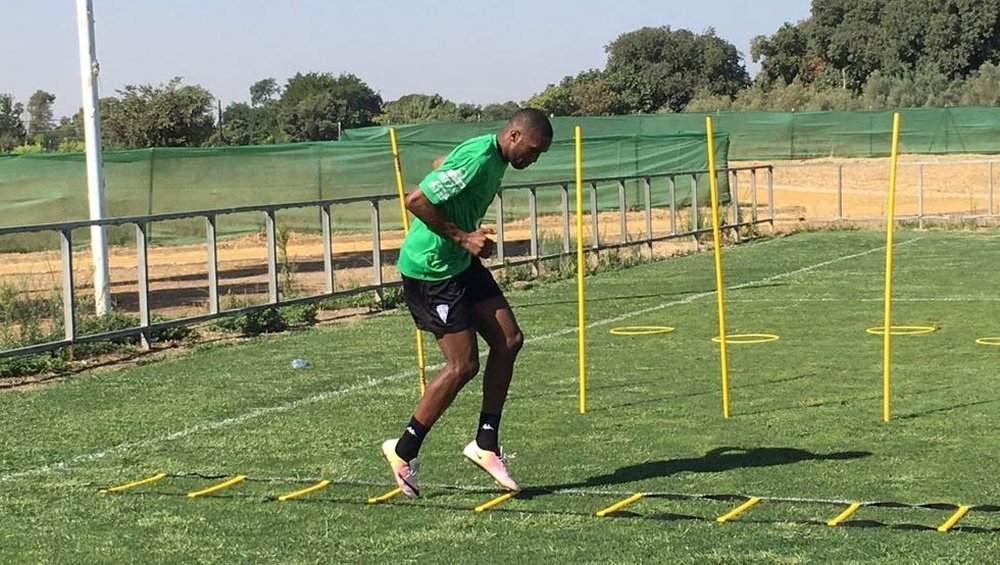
<box><xmin>381</xmin><ymin>108</ymin><xmax>553</xmax><ymax>497</ymax></box>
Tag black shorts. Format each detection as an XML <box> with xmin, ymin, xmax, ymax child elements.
<box><xmin>402</xmin><ymin>258</ymin><xmax>504</xmax><ymax>336</ymax></box>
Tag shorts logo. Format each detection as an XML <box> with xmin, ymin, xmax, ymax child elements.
<box><xmin>435</xmin><ymin>304</ymin><xmax>450</xmax><ymax>323</ymax></box>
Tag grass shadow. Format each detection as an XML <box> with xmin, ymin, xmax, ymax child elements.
<box><xmin>522</xmin><ymin>446</ymin><xmax>871</xmax><ymax>497</ymax></box>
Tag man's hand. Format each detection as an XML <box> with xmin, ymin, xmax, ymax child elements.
<box><xmin>459</xmin><ymin>227</ymin><xmax>496</xmax><ymax>258</ymax></box>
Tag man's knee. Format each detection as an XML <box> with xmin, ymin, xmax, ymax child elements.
<box><xmin>444</xmin><ymin>358</ymin><xmax>480</xmax><ymax>383</ymax></box>
<box><xmin>497</xmin><ymin>330</ymin><xmax>524</xmax><ymax>356</ymax></box>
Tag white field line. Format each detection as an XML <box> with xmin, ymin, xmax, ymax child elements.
<box><xmin>0</xmin><ymin>238</ymin><xmax>918</xmax><ymax>483</ymax></box>
<box><xmin>727</xmin><ymin>297</ymin><xmax>1000</xmax><ymax>303</ymax></box>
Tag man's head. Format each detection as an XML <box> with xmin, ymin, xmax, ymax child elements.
<box><xmin>497</xmin><ymin>108</ymin><xmax>553</xmax><ymax>170</ymax></box>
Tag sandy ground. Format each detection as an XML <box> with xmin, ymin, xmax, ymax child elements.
<box><xmin>2</xmin><ymin>154</ymin><xmax>997</xmax><ymax>320</ymax></box>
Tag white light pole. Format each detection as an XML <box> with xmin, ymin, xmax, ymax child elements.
<box><xmin>76</xmin><ymin>0</ymin><xmax>111</xmax><ymax>315</ymax></box>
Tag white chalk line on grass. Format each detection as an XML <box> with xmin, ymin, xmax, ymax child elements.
<box><xmin>1</xmin><ymin>238</ymin><xmax>918</xmax><ymax>483</ymax></box>
<box><xmin>728</xmin><ymin>296</ymin><xmax>999</xmax><ymax>303</ymax></box>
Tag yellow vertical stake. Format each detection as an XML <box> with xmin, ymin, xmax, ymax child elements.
<box><xmin>882</xmin><ymin>113</ymin><xmax>901</xmax><ymax>422</ymax></box>
<box><xmin>705</xmin><ymin>117</ymin><xmax>731</xmax><ymax>419</ymax></box>
<box><xmin>575</xmin><ymin>125</ymin><xmax>587</xmax><ymax>414</ymax></box>
<box><xmin>389</xmin><ymin>127</ymin><xmax>427</xmax><ymax>396</ymax></box>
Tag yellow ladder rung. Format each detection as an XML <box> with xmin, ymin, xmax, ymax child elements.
<box><xmin>474</xmin><ymin>492</ymin><xmax>515</xmax><ymax>513</ymax></box>
<box><xmin>186</xmin><ymin>475</ymin><xmax>246</xmax><ymax>499</ymax></box>
<box><xmin>716</xmin><ymin>496</ymin><xmax>762</xmax><ymax>523</ymax></box>
<box><xmin>99</xmin><ymin>472</ymin><xmax>167</xmax><ymax>494</ymax></box>
<box><xmin>367</xmin><ymin>487</ymin><xmax>402</xmax><ymax>504</ymax></box>
<box><xmin>826</xmin><ymin>502</ymin><xmax>862</xmax><ymax>527</ymax></box>
<box><xmin>277</xmin><ymin>480</ymin><xmax>331</xmax><ymax>502</ymax></box>
<box><xmin>596</xmin><ymin>493</ymin><xmax>644</xmax><ymax>517</ymax></box>
<box><xmin>937</xmin><ymin>505</ymin><xmax>971</xmax><ymax>533</ymax></box>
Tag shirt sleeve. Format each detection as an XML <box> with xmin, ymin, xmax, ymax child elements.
<box><xmin>418</xmin><ymin>151</ymin><xmax>486</xmax><ymax>205</ymax></box>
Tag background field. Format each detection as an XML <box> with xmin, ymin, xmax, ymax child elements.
<box><xmin>3</xmin><ymin>228</ymin><xmax>1000</xmax><ymax>562</ymax></box>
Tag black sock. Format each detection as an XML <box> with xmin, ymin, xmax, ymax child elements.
<box><xmin>395</xmin><ymin>417</ymin><xmax>430</xmax><ymax>462</ymax></box>
<box><xmin>475</xmin><ymin>412</ymin><xmax>502</xmax><ymax>454</ymax></box>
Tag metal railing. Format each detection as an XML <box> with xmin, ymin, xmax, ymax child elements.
<box><xmin>770</xmin><ymin>158</ymin><xmax>999</xmax><ymax>226</ymax></box>
<box><xmin>0</xmin><ymin>165</ymin><xmax>774</xmax><ymax>359</ymax></box>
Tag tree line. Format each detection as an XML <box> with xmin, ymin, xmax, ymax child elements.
<box><xmin>3</xmin><ymin>0</ymin><xmax>1000</xmax><ymax>153</ymax></box>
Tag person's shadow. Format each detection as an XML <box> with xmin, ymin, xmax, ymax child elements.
<box><xmin>521</xmin><ymin>446</ymin><xmax>871</xmax><ymax>498</ymax></box>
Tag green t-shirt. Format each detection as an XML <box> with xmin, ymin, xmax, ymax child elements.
<box><xmin>397</xmin><ymin>134</ymin><xmax>508</xmax><ymax>281</ymax></box>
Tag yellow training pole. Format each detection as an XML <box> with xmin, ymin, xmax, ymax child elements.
<box><xmin>473</xmin><ymin>492</ymin><xmax>515</xmax><ymax>513</ymax></box>
<box><xmin>826</xmin><ymin>501</ymin><xmax>862</xmax><ymax>527</ymax></box>
<box><xmin>595</xmin><ymin>493</ymin><xmax>644</xmax><ymax>517</ymax></box>
<box><xmin>186</xmin><ymin>475</ymin><xmax>246</xmax><ymax>499</ymax></box>
<box><xmin>389</xmin><ymin>127</ymin><xmax>427</xmax><ymax>396</ymax></box>
<box><xmin>366</xmin><ymin>487</ymin><xmax>402</xmax><ymax>504</ymax></box>
<box><xmin>937</xmin><ymin>505</ymin><xmax>970</xmax><ymax>533</ymax></box>
<box><xmin>705</xmin><ymin>117</ymin><xmax>731</xmax><ymax>419</ymax></box>
<box><xmin>716</xmin><ymin>496</ymin><xmax>761</xmax><ymax>523</ymax></box>
<box><xmin>277</xmin><ymin>479</ymin><xmax>331</xmax><ymax>502</ymax></box>
<box><xmin>575</xmin><ymin>125</ymin><xmax>587</xmax><ymax>414</ymax></box>
<box><xmin>882</xmin><ymin>113</ymin><xmax>901</xmax><ymax>422</ymax></box>
<box><xmin>99</xmin><ymin>472</ymin><xmax>167</xmax><ymax>494</ymax></box>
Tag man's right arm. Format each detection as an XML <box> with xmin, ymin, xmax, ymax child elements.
<box><xmin>404</xmin><ymin>189</ymin><xmax>495</xmax><ymax>258</ymax></box>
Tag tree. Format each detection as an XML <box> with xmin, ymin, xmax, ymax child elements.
<box><xmin>0</xmin><ymin>93</ymin><xmax>26</xmax><ymax>152</ymax></box>
<box><xmin>751</xmin><ymin>23</ymin><xmax>813</xmax><ymax>86</ymax></box>
<box><xmin>961</xmin><ymin>62</ymin><xmax>1000</xmax><ymax>106</ymax></box>
<box><xmin>478</xmin><ymin>101</ymin><xmax>521</xmax><ymax>121</ymax></box>
<box><xmin>376</xmin><ymin>93</ymin><xmax>460</xmax><ymax>124</ymax></box>
<box><xmin>759</xmin><ymin>0</ymin><xmax>1000</xmax><ymax>93</ymax></box>
<box><xmin>278</xmin><ymin>72</ymin><xmax>382</xmax><ymax>141</ymax></box>
<box><xmin>250</xmin><ymin>78</ymin><xmax>279</xmax><ymax>107</ymax></box>
<box><xmin>603</xmin><ymin>26</ymin><xmax>749</xmax><ymax>113</ymax></box>
<box><xmin>101</xmin><ymin>77</ymin><xmax>215</xmax><ymax>148</ymax></box>
<box><xmin>221</xmin><ymin>102</ymin><xmax>279</xmax><ymax>145</ymax></box>
<box><xmin>528</xmin><ymin>70</ymin><xmax>624</xmax><ymax>116</ymax></box>
<box><xmin>26</xmin><ymin>90</ymin><xmax>56</xmax><ymax>142</ymax></box>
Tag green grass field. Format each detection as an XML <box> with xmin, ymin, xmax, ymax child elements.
<box><xmin>3</xmin><ymin>228</ymin><xmax>1000</xmax><ymax>563</ymax></box>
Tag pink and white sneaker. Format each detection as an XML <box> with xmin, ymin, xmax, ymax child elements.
<box><xmin>462</xmin><ymin>441</ymin><xmax>520</xmax><ymax>492</ymax></box>
<box><xmin>381</xmin><ymin>439</ymin><xmax>420</xmax><ymax>498</ymax></box>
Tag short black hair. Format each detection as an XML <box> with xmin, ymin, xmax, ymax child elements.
<box><xmin>507</xmin><ymin>108</ymin><xmax>553</xmax><ymax>139</ymax></box>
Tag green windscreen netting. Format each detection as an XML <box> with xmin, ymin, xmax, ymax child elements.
<box><xmin>0</xmin><ymin>128</ymin><xmax>728</xmax><ymax>248</ymax></box>
<box><xmin>345</xmin><ymin>106</ymin><xmax>1000</xmax><ymax>160</ymax></box>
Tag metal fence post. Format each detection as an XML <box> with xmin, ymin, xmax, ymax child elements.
<box><xmin>644</xmin><ymin>177</ymin><xmax>653</xmax><ymax>255</ymax></box>
<box><xmin>618</xmin><ymin>179</ymin><xmax>628</xmax><ymax>245</ymax></box>
<box><xmin>918</xmin><ymin>163</ymin><xmax>925</xmax><ymax>230</ymax></box>
<box><xmin>528</xmin><ymin>188</ymin><xmax>539</xmax><ymax>276</ymax></box>
<box><xmin>989</xmin><ymin>161</ymin><xmax>995</xmax><ymax>217</ymax></box>
<box><xmin>206</xmin><ymin>215</ymin><xmax>219</xmax><ymax>314</ymax></box>
<box><xmin>370</xmin><ymin>199</ymin><xmax>383</xmax><ymax>300</ymax></box>
<box><xmin>495</xmin><ymin>190</ymin><xmax>506</xmax><ymax>263</ymax></box>
<box><xmin>136</xmin><ymin>222</ymin><xmax>151</xmax><ymax>350</ymax></box>
<box><xmin>729</xmin><ymin>170</ymin><xmax>741</xmax><ymax>242</ymax></box>
<box><xmin>669</xmin><ymin>176</ymin><xmax>677</xmax><ymax>235</ymax></box>
<box><xmin>60</xmin><ymin>229</ymin><xmax>75</xmax><ymax>342</ymax></box>
<box><xmin>265</xmin><ymin>209</ymin><xmax>278</xmax><ymax>304</ymax></box>
<box><xmin>560</xmin><ymin>183</ymin><xmax>570</xmax><ymax>253</ymax></box>
<box><xmin>590</xmin><ymin>181</ymin><xmax>599</xmax><ymax>249</ymax></box>
<box><xmin>321</xmin><ymin>205</ymin><xmax>334</xmax><ymax>294</ymax></box>
<box><xmin>767</xmin><ymin>166</ymin><xmax>775</xmax><ymax>233</ymax></box>
<box><xmin>837</xmin><ymin>163</ymin><xmax>844</xmax><ymax>220</ymax></box>
<box><xmin>691</xmin><ymin>174</ymin><xmax>699</xmax><ymax>234</ymax></box>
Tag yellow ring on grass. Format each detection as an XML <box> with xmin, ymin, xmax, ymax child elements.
<box><xmin>711</xmin><ymin>333</ymin><xmax>780</xmax><ymax>344</ymax></box>
<box><xmin>609</xmin><ymin>326</ymin><xmax>675</xmax><ymax>336</ymax></box>
<box><xmin>865</xmin><ymin>325</ymin><xmax>936</xmax><ymax>335</ymax></box>
<box><xmin>975</xmin><ymin>337</ymin><xmax>1000</xmax><ymax>346</ymax></box>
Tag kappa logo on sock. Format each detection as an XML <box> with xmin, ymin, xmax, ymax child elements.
<box><xmin>435</xmin><ymin>304</ymin><xmax>450</xmax><ymax>323</ymax></box>
<box><xmin>405</xmin><ymin>426</ymin><xmax>417</xmax><ymax>437</ymax></box>
<box><xmin>480</xmin><ymin>423</ymin><xmax>495</xmax><ymax>431</ymax></box>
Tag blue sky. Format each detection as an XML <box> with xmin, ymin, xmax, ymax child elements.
<box><xmin>4</xmin><ymin>1</ymin><xmax>811</xmax><ymax>118</ymax></box>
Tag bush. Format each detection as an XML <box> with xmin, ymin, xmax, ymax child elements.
<box><xmin>213</xmin><ymin>307</ymin><xmax>287</xmax><ymax>336</ymax></box>
<box><xmin>280</xmin><ymin>303</ymin><xmax>318</xmax><ymax>326</ymax></box>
